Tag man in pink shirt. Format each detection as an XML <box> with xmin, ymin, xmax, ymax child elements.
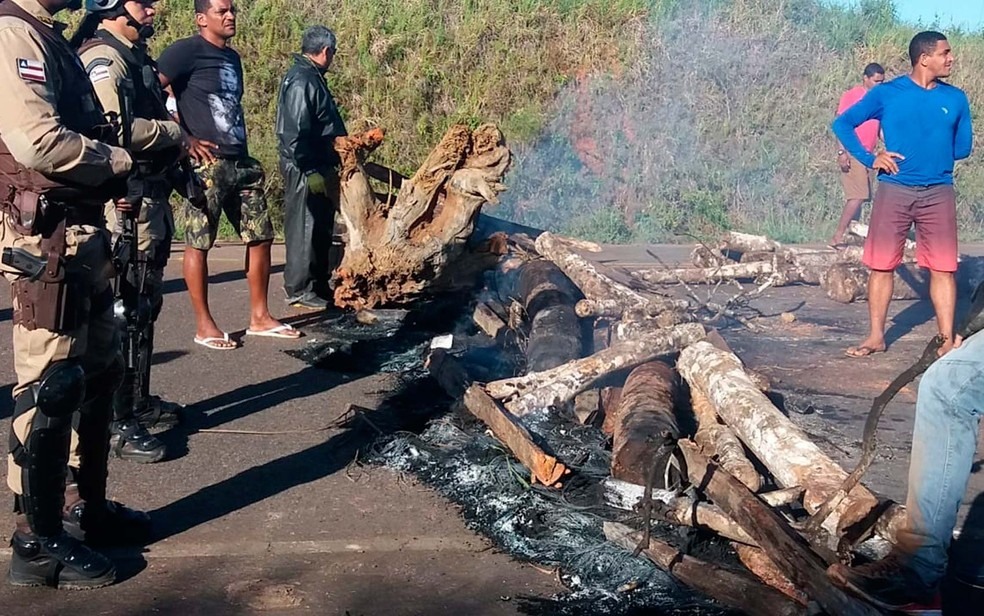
<box><xmin>832</xmin><ymin>62</ymin><xmax>885</xmax><ymax>246</ymax></box>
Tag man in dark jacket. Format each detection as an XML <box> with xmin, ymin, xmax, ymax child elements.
<box><xmin>275</xmin><ymin>25</ymin><xmax>346</xmax><ymax>309</ymax></box>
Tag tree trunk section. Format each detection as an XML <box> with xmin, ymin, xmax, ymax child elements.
<box><xmin>631</xmin><ymin>261</ymin><xmax>778</xmax><ymax>284</ymax></box>
<box><xmin>331</xmin><ymin>124</ymin><xmax>510</xmax><ymax>310</ymax></box>
<box><xmin>692</xmin><ymin>245</ymin><xmax>734</xmax><ymax>268</ymax></box>
<box><xmin>535</xmin><ymin>232</ymin><xmax>689</xmax><ymax>321</ymax></box>
<box><xmin>691</xmin><ymin>386</ymin><xmax>761</xmax><ymax>492</ymax></box>
<box><xmin>719</xmin><ymin>231</ymin><xmax>782</xmax><ymax>254</ymax></box>
<box><xmin>605</xmin><ymin>522</ymin><xmax>807</xmax><ymax>616</ymax></box>
<box><xmin>611</xmin><ymin>315</ymin><xmax>696</xmax><ymax>343</ymax></box>
<box><xmin>611</xmin><ymin>362</ymin><xmax>680</xmax><ymax>486</ymax></box>
<box><xmin>485</xmin><ymin>323</ymin><xmax>705</xmax><ymax>416</ymax></box>
<box><xmin>822</xmin><ymin>263</ymin><xmax>928</xmax><ymax>303</ymax></box>
<box><xmin>677</xmin><ymin>341</ymin><xmax>889</xmax><ymax>542</ymax></box>
<box><xmin>677</xmin><ymin>441</ymin><xmax>881</xmax><ymax>616</ymax></box>
<box><xmin>599</xmin><ymin>386</ymin><xmax>623</xmax><ymax>436</ymax></box>
<box><xmin>516</xmin><ymin>260</ymin><xmax>583</xmax><ymax>372</ymax></box>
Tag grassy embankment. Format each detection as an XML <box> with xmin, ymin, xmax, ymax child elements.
<box><xmin>143</xmin><ymin>0</ymin><xmax>984</xmax><ymax>243</ymax></box>
<box><xmin>148</xmin><ymin>0</ymin><xmax>654</xmax><ymax>239</ymax></box>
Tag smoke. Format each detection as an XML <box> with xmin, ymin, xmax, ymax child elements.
<box><xmin>496</xmin><ymin>2</ymin><xmax>866</xmax><ymax>244</ymax></box>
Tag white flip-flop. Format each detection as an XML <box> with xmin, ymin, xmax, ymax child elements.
<box><xmin>193</xmin><ymin>332</ymin><xmax>237</xmax><ymax>350</ymax></box>
<box><xmin>245</xmin><ymin>324</ymin><xmax>301</xmax><ymax>339</ymax></box>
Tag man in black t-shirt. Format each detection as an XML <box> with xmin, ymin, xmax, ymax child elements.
<box><xmin>157</xmin><ymin>0</ymin><xmax>301</xmax><ymax>349</ymax></box>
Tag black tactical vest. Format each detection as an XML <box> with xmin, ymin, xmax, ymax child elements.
<box><xmin>78</xmin><ymin>28</ymin><xmax>171</xmax><ymax>122</ymax></box>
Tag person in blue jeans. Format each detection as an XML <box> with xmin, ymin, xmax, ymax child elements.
<box><xmin>829</xmin><ymin>328</ymin><xmax>984</xmax><ymax>613</ymax></box>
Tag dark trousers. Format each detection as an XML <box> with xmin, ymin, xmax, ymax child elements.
<box><xmin>280</xmin><ymin>160</ymin><xmax>338</xmax><ymax>301</ymax></box>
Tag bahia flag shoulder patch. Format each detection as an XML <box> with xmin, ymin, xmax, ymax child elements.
<box><xmin>16</xmin><ymin>58</ymin><xmax>46</xmax><ymax>83</ymax></box>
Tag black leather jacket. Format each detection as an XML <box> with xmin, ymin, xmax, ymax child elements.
<box><xmin>275</xmin><ymin>54</ymin><xmax>347</xmax><ymax>174</ymax></box>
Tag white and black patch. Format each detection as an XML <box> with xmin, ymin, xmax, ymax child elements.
<box><xmin>85</xmin><ymin>58</ymin><xmax>113</xmax><ymax>85</ymax></box>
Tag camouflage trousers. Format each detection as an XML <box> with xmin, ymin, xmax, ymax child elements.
<box><xmin>184</xmin><ymin>156</ymin><xmax>275</xmax><ymax>251</ymax></box>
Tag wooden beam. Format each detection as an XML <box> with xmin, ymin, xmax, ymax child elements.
<box><xmin>605</xmin><ymin>522</ymin><xmax>807</xmax><ymax>616</ymax></box>
<box><xmin>463</xmin><ymin>385</ymin><xmax>568</xmax><ymax>487</ymax></box>
<box><xmin>677</xmin><ymin>440</ymin><xmax>880</xmax><ymax>616</ymax></box>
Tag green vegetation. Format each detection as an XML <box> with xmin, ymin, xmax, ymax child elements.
<box><xmin>137</xmin><ymin>0</ymin><xmax>984</xmax><ymax>243</ymax></box>
<box><xmin>147</xmin><ymin>0</ymin><xmax>655</xmax><ymax>235</ymax></box>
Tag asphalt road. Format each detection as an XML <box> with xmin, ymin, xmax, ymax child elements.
<box><xmin>0</xmin><ymin>243</ymin><xmax>562</xmax><ymax>615</ymax></box>
<box><xmin>1</xmin><ymin>240</ymin><xmax>983</xmax><ymax>614</ymax></box>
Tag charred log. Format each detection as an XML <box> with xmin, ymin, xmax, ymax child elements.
<box><xmin>611</xmin><ymin>362</ymin><xmax>680</xmax><ymax>486</ymax></box>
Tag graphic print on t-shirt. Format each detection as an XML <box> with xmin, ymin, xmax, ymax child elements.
<box><xmin>208</xmin><ymin>61</ymin><xmax>246</xmax><ymax>147</ymax></box>
<box><xmin>156</xmin><ymin>36</ymin><xmax>250</xmax><ymax>158</ymax></box>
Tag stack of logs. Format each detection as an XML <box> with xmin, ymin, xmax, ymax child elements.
<box><xmin>629</xmin><ymin>223</ymin><xmax>983</xmax><ymax>304</ymax></box>
<box><xmin>428</xmin><ymin>229</ymin><xmax>907</xmax><ymax>616</ymax></box>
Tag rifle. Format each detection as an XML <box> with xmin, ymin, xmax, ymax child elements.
<box><xmin>112</xmin><ymin>85</ymin><xmax>150</xmax><ymax>420</ymax></box>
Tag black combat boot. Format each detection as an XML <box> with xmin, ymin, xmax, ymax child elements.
<box><xmin>11</xmin><ymin>373</ymin><xmax>116</xmax><ymax>589</ymax></box>
<box><xmin>62</xmin><ymin>482</ymin><xmax>152</xmax><ymax>546</ymax></box>
<box><xmin>109</xmin><ymin>417</ymin><xmax>167</xmax><ymax>463</ymax></box>
<box><xmin>8</xmin><ymin>517</ymin><xmax>115</xmax><ymax>590</ymax></box>
<box><xmin>133</xmin><ymin>395</ymin><xmax>182</xmax><ymax>431</ymax></box>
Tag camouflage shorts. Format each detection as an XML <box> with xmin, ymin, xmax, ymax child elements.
<box><xmin>184</xmin><ymin>156</ymin><xmax>274</xmax><ymax>250</ymax></box>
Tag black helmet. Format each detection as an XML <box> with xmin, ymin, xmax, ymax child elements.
<box><xmin>84</xmin><ymin>0</ymin><xmax>125</xmax><ymax>12</ymax></box>
<box><xmin>83</xmin><ymin>0</ymin><xmax>155</xmax><ymax>39</ymax></box>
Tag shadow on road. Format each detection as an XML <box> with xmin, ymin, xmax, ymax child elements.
<box><xmin>945</xmin><ymin>491</ymin><xmax>984</xmax><ymax>614</ymax></box>
<box><xmin>149</xmin><ymin>376</ymin><xmax>445</xmax><ymax>542</ymax></box>
<box><xmin>149</xmin><ymin>295</ymin><xmax>465</xmax><ymax>541</ymax></box>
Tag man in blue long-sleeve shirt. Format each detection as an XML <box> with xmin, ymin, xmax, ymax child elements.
<box><xmin>832</xmin><ymin>30</ymin><xmax>972</xmax><ymax>361</ymax></box>
<box><xmin>828</xmin><ymin>32</ymin><xmax>977</xmax><ymax>615</ymax></box>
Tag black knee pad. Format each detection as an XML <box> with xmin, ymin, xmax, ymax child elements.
<box><xmin>19</xmin><ymin>360</ymin><xmax>87</xmax><ymax>420</ymax></box>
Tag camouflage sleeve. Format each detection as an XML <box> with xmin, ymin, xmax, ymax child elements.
<box><xmin>80</xmin><ymin>43</ymin><xmax>182</xmax><ymax>153</ymax></box>
<box><xmin>0</xmin><ymin>20</ymin><xmax>130</xmax><ymax>185</ymax></box>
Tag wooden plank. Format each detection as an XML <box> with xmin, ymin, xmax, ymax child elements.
<box><xmin>605</xmin><ymin>522</ymin><xmax>806</xmax><ymax>616</ymax></box>
<box><xmin>473</xmin><ymin>302</ymin><xmax>507</xmax><ymax>338</ymax></box>
<box><xmin>463</xmin><ymin>385</ymin><xmax>568</xmax><ymax>487</ymax></box>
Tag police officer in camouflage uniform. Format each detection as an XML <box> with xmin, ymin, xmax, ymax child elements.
<box><xmin>72</xmin><ymin>0</ymin><xmax>189</xmax><ymax>463</ymax></box>
<box><xmin>0</xmin><ymin>0</ymin><xmax>150</xmax><ymax>589</ymax></box>
<box><xmin>157</xmin><ymin>0</ymin><xmax>301</xmax><ymax>348</ymax></box>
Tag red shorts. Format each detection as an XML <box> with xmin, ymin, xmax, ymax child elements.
<box><xmin>863</xmin><ymin>183</ymin><xmax>958</xmax><ymax>272</ymax></box>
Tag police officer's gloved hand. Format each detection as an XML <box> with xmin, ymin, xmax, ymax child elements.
<box><xmin>116</xmin><ymin>169</ymin><xmax>144</xmax><ymax>217</ymax></box>
<box><xmin>306</xmin><ymin>172</ymin><xmax>328</xmax><ymax>196</ymax></box>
